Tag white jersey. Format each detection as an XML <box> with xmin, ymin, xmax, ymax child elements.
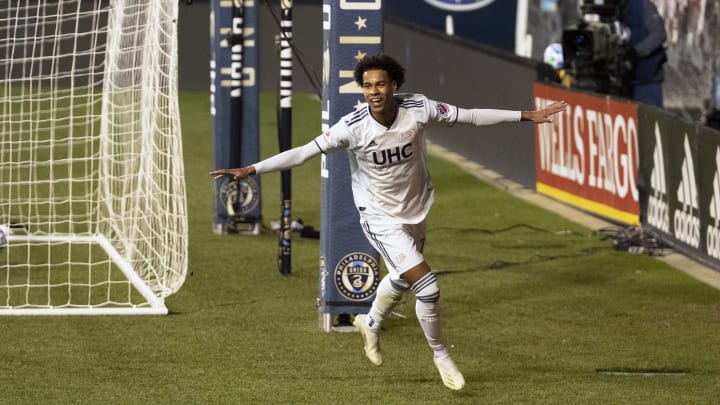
<box><xmin>315</xmin><ymin>93</ymin><xmax>459</xmax><ymax>224</ymax></box>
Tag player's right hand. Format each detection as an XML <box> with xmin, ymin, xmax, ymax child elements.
<box><xmin>209</xmin><ymin>166</ymin><xmax>255</xmax><ymax>180</ymax></box>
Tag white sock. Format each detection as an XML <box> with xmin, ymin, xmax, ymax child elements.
<box><xmin>366</xmin><ymin>276</ymin><xmax>408</xmax><ymax>331</ymax></box>
<box><xmin>412</xmin><ymin>272</ymin><xmax>448</xmax><ymax>357</ymax></box>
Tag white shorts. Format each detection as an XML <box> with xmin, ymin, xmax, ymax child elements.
<box><xmin>360</xmin><ymin>219</ymin><xmax>426</xmax><ymax>280</ymax></box>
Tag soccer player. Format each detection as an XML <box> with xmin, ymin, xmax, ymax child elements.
<box><xmin>211</xmin><ymin>54</ymin><xmax>567</xmax><ymax>390</ymax></box>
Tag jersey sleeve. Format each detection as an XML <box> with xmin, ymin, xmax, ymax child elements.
<box><xmin>313</xmin><ymin>119</ymin><xmax>356</xmax><ymax>153</ymax></box>
<box><xmin>424</xmin><ymin>96</ymin><xmax>460</xmax><ymax>127</ymax></box>
<box><xmin>456</xmin><ymin>108</ymin><xmax>521</xmax><ymax>126</ymax></box>
<box><xmin>425</xmin><ymin>96</ymin><xmax>521</xmax><ymax>127</ymax></box>
<box><xmin>253</xmin><ymin>141</ymin><xmax>322</xmax><ymax>174</ymax></box>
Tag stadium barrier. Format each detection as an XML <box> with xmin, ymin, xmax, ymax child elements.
<box><xmin>534</xmin><ymin>82</ymin><xmax>720</xmax><ymax>273</ymax></box>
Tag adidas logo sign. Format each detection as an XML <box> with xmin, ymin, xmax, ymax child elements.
<box><xmin>707</xmin><ymin>147</ymin><xmax>720</xmax><ymax>259</ymax></box>
<box><xmin>647</xmin><ymin>123</ymin><xmax>670</xmax><ymax>233</ymax></box>
<box><xmin>673</xmin><ymin>135</ymin><xmax>700</xmax><ymax>248</ymax></box>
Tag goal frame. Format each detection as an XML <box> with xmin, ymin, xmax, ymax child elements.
<box><xmin>0</xmin><ymin>0</ymin><xmax>187</xmax><ymax>315</ymax></box>
<box><xmin>0</xmin><ymin>234</ymin><xmax>167</xmax><ymax>315</ymax></box>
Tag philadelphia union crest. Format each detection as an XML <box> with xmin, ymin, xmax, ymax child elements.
<box><xmin>334</xmin><ymin>252</ymin><xmax>380</xmax><ymax>301</ymax></box>
<box><xmin>219</xmin><ymin>177</ymin><xmax>260</xmax><ymax>217</ymax></box>
<box><xmin>423</xmin><ymin>0</ymin><xmax>496</xmax><ymax>11</ymax></box>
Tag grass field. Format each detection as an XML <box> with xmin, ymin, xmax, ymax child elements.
<box><xmin>1</xmin><ymin>91</ymin><xmax>720</xmax><ymax>404</ymax></box>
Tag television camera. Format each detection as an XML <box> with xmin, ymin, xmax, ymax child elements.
<box><xmin>561</xmin><ymin>0</ymin><xmax>633</xmax><ymax>97</ymax></box>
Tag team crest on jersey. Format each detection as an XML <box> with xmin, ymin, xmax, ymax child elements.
<box><xmin>401</xmin><ymin>130</ymin><xmax>414</xmax><ymax>142</ymax></box>
<box><xmin>436</xmin><ymin>103</ymin><xmax>451</xmax><ymax>118</ymax></box>
<box><xmin>219</xmin><ymin>177</ymin><xmax>260</xmax><ymax>217</ymax></box>
<box><xmin>334</xmin><ymin>252</ymin><xmax>380</xmax><ymax>301</ymax></box>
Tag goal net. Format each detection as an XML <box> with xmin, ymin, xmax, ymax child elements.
<box><xmin>0</xmin><ymin>0</ymin><xmax>188</xmax><ymax>314</ymax></box>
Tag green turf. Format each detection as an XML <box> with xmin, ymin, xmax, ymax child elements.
<box><xmin>1</xmin><ymin>91</ymin><xmax>719</xmax><ymax>404</ymax></box>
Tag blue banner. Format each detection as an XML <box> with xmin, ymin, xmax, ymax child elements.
<box><xmin>385</xmin><ymin>0</ymin><xmax>516</xmax><ymax>52</ymax></box>
<box><xmin>211</xmin><ymin>0</ymin><xmax>261</xmax><ymax>235</ymax></box>
<box><xmin>319</xmin><ymin>0</ymin><xmax>383</xmax><ymax>319</ymax></box>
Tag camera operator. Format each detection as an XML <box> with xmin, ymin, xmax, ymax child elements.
<box><xmin>621</xmin><ymin>0</ymin><xmax>667</xmax><ymax>107</ymax></box>
<box><xmin>558</xmin><ymin>1</ymin><xmax>667</xmax><ymax>106</ymax></box>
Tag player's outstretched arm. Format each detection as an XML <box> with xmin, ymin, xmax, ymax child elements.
<box><xmin>521</xmin><ymin>101</ymin><xmax>568</xmax><ymax>124</ymax></box>
<box><xmin>455</xmin><ymin>100</ymin><xmax>568</xmax><ymax>127</ymax></box>
<box><xmin>209</xmin><ymin>140</ymin><xmax>322</xmax><ymax>180</ymax></box>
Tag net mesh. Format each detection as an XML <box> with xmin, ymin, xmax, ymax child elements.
<box><xmin>0</xmin><ymin>0</ymin><xmax>187</xmax><ymax>312</ymax></box>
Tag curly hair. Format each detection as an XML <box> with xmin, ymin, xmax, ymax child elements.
<box><xmin>353</xmin><ymin>54</ymin><xmax>406</xmax><ymax>89</ymax></box>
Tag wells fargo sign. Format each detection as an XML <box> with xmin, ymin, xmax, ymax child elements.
<box><xmin>533</xmin><ymin>82</ymin><xmax>640</xmax><ymax>225</ymax></box>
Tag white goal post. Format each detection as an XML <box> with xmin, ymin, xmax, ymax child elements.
<box><xmin>0</xmin><ymin>0</ymin><xmax>188</xmax><ymax>314</ymax></box>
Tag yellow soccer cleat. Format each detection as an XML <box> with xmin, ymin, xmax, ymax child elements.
<box><xmin>353</xmin><ymin>314</ymin><xmax>383</xmax><ymax>366</ymax></box>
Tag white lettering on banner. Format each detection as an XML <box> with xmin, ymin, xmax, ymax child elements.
<box><xmin>340</xmin><ymin>0</ymin><xmax>381</xmax><ymax>10</ymax></box>
<box><xmin>242</xmin><ymin>67</ymin><xmax>255</xmax><ymax>87</ymax></box>
<box><xmin>535</xmin><ymin>99</ymin><xmax>584</xmax><ymax>183</ymax></box>
<box><xmin>243</xmin><ymin>27</ymin><xmax>255</xmax><ymax>47</ymax></box>
<box><xmin>339</xmin><ymin>70</ymin><xmax>361</xmax><ymax>94</ymax></box>
<box><xmin>673</xmin><ymin>136</ymin><xmax>700</xmax><ymax>248</ymax></box>
<box><xmin>220</xmin><ymin>19</ymin><xmax>256</xmax><ymax>97</ymax></box>
<box><xmin>648</xmin><ymin>194</ymin><xmax>670</xmax><ymax>231</ymax></box>
<box><xmin>587</xmin><ymin>110</ymin><xmax>618</xmax><ymax>194</ymax></box>
<box><xmin>600</xmin><ymin>112</ymin><xmax>615</xmax><ymax>193</ymax></box>
<box><xmin>228</xmin><ymin>16</ymin><xmax>243</xmax><ymax>97</ymax></box>
<box><xmin>230</xmin><ymin>61</ymin><xmax>242</xmax><ymax>78</ymax></box>
<box><xmin>535</xmin><ymin>97</ymin><xmax>637</xmax><ymax>202</ymax></box>
<box><xmin>572</xmin><ymin>104</ymin><xmax>586</xmax><ymax>184</ymax></box>
<box><xmin>613</xmin><ymin>115</ymin><xmax>638</xmax><ymax>200</ymax></box>
<box><xmin>322</xmin><ymin>4</ymin><xmax>331</xmax><ymax>30</ymax></box>
<box><xmin>232</xmin><ymin>17</ymin><xmax>243</xmax><ymax>39</ymax></box>
<box><xmin>675</xmin><ymin>208</ymin><xmax>700</xmax><ymax>247</ymax></box>
<box><xmin>707</xmin><ymin>226</ymin><xmax>720</xmax><ymax>259</ymax></box>
<box><xmin>586</xmin><ymin>109</ymin><xmax>599</xmax><ymax>188</ymax></box>
<box><xmin>707</xmin><ymin>148</ymin><xmax>720</xmax><ymax>259</ymax></box>
<box><xmin>647</xmin><ymin>123</ymin><xmax>670</xmax><ymax>232</ymax></box>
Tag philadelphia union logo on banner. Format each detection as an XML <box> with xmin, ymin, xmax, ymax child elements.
<box><xmin>423</xmin><ymin>0</ymin><xmax>496</xmax><ymax>11</ymax></box>
<box><xmin>220</xmin><ymin>177</ymin><xmax>260</xmax><ymax>217</ymax></box>
<box><xmin>334</xmin><ymin>252</ymin><xmax>380</xmax><ymax>301</ymax></box>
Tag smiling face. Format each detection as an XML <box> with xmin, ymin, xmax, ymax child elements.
<box><xmin>362</xmin><ymin>69</ymin><xmax>397</xmax><ymax>121</ymax></box>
